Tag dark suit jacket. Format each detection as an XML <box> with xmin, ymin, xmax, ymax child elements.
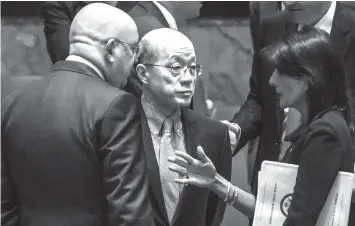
<box><xmin>1</xmin><ymin>61</ymin><xmax>154</xmax><ymax>226</ymax></box>
<box><xmin>281</xmin><ymin>109</ymin><xmax>354</xmax><ymax>226</ymax></box>
<box><xmin>140</xmin><ymin>107</ymin><xmax>232</xmax><ymax>226</ymax></box>
<box><xmin>231</xmin><ymin>1</ymin><xmax>355</xmax><ymax>193</ymax></box>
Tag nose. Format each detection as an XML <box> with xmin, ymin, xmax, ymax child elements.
<box><xmin>269</xmin><ymin>70</ymin><xmax>278</xmax><ymax>87</ymax></box>
<box><xmin>179</xmin><ymin>71</ymin><xmax>195</xmax><ymax>88</ymax></box>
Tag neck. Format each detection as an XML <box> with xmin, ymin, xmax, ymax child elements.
<box><xmin>143</xmin><ymin>89</ymin><xmax>178</xmax><ymax>117</ymax></box>
<box><xmin>292</xmin><ymin>97</ymin><xmax>309</xmax><ymax>128</ymax></box>
<box><xmin>69</xmin><ymin>44</ymin><xmax>106</xmax><ymax>78</ymax></box>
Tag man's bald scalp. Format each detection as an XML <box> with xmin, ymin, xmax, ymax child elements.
<box><xmin>69</xmin><ymin>3</ymin><xmax>137</xmax><ymax>45</ymax></box>
<box><xmin>138</xmin><ymin>28</ymin><xmax>194</xmax><ymax>64</ymax></box>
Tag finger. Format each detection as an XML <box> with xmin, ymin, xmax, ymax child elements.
<box><xmin>221</xmin><ymin>120</ymin><xmax>239</xmax><ymax>134</ymax></box>
<box><xmin>228</xmin><ymin>130</ymin><xmax>236</xmax><ymax>140</ymax></box>
<box><xmin>168</xmin><ymin>164</ymin><xmax>187</xmax><ymax>176</ymax></box>
<box><xmin>220</xmin><ymin>120</ymin><xmax>229</xmax><ymax>125</ymax></box>
<box><xmin>174</xmin><ymin>178</ymin><xmax>192</xmax><ymax>185</ymax></box>
<box><xmin>168</xmin><ymin>156</ymin><xmax>189</xmax><ymax>168</ymax></box>
<box><xmin>174</xmin><ymin>151</ymin><xmax>196</xmax><ymax>165</ymax></box>
<box><xmin>197</xmin><ymin>146</ymin><xmax>212</xmax><ymax>164</ymax></box>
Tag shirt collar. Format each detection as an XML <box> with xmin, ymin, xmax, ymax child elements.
<box><xmin>313</xmin><ymin>1</ymin><xmax>336</xmax><ymax>34</ymax></box>
<box><xmin>281</xmin><ymin>1</ymin><xmax>336</xmax><ymax>34</ymax></box>
<box><xmin>141</xmin><ymin>95</ymin><xmax>182</xmax><ymax>137</ymax></box>
<box><xmin>66</xmin><ymin>55</ymin><xmax>105</xmax><ymax>80</ymax></box>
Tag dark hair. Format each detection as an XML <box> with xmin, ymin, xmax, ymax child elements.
<box><xmin>261</xmin><ymin>26</ymin><xmax>355</xmax><ymax>135</ymax></box>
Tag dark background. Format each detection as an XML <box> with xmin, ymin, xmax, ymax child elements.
<box><xmin>1</xmin><ymin>1</ymin><xmax>250</xmax><ymax>18</ymax></box>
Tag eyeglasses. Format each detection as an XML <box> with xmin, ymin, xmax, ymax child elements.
<box><xmin>144</xmin><ymin>64</ymin><xmax>203</xmax><ymax>77</ymax></box>
<box><xmin>101</xmin><ymin>38</ymin><xmax>139</xmax><ymax>54</ymax></box>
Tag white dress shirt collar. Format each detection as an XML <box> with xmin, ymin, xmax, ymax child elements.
<box><xmin>66</xmin><ymin>55</ymin><xmax>105</xmax><ymax>80</ymax></box>
<box><xmin>282</xmin><ymin>1</ymin><xmax>336</xmax><ymax>34</ymax></box>
<box><xmin>313</xmin><ymin>1</ymin><xmax>336</xmax><ymax>34</ymax></box>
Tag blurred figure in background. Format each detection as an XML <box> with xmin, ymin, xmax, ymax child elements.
<box><xmin>2</xmin><ymin>4</ymin><xmax>154</xmax><ymax>226</ymax></box>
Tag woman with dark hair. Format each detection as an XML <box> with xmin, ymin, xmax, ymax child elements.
<box><xmin>168</xmin><ymin>27</ymin><xmax>355</xmax><ymax>225</ymax></box>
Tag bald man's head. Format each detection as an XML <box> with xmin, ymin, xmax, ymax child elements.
<box><xmin>136</xmin><ymin>28</ymin><xmax>198</xmax><ymax>114</ymax></box>
<box><xmin>137</xmin><ymin>28</ymin><xmax>194</xmax><ymax>64</ymax></box>
<box><xmin>70</xmin><ymin>3</ymin><xmax>137</xmax><ymax>46</ymax></box>
<box><xmin>69</xmin><ymin>3</ymin><xmax>139</xmax><ymax>87</ymax></box>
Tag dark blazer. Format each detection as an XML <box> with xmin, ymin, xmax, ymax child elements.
<box><xmin>1</xmin><ymin>61</ymin><xmax>154</xmax><ymax>226</ymax></box>
<box><xmin>231</xmin><ymin>1</ymin><xmax>355</xmax><ymax>193</ymax></box>
<box><xmin>281</xmin><ymin>109</ymin><xmax>354</xmax><ymax>226</ymax></box>
<box><xmin>140</xmin><ymin>107</ymin><xmax>232</xmax><ymax>226</ymax></box>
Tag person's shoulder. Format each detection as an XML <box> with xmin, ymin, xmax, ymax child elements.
<box><xmin>307</xmin><ymin>110</ymin><xmax>350</xmax><ymax>141</ymax></box>
<box><xmin>52</xmin><ymin>67</ymin><xmax>138</xmax><ymax>111</ymax></box>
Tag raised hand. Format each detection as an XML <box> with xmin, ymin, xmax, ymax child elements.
<box><xmin>220</xmin><ymin>120</ymin><xmax>241</xmax><ymax>152</ymax></box>
<box><xmin>168</xmin><ymin>146</ymin><xmax>217</xmax><ymax>188</ymax></box>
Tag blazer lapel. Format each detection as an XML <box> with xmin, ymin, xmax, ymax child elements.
<box><xmin>171</xmin><ymin>108</ymin><xmax>198</xmax><ymax>225</ymax></box>
<box><xmin>330</xmin><ymin>2</ymin><xmax>352</xmax><ymax>59</ymax></box>
<box><xmin>138</xmin><ymin>1</ymin><xmax>170</xmax><ymax>28</ymax></box>
<box><xmin>140</xmin><ymin>109</ymin><xmax>169</xmax><ymax>224</ymax></box>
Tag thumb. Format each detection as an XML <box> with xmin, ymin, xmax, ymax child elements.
<box><xmin>197</xmin><ymin>146</ymin><xmax>211</xmax><ymax>163</ymax></box>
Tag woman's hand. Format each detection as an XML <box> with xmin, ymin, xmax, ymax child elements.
<box><xmin>168</xmin><ymin>146</ymin><xmax>217</xmax><ymax>188</ymax></box>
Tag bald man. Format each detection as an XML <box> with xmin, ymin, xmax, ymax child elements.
<box><xmin>1</xmin><ymin>4</ymin><xmax>154</xmax><ymax>226</ymax></box>
<box><xmin>135</xmin><ymin>28</ymin><xmax>231</xmax><ymax>226</ymax></box>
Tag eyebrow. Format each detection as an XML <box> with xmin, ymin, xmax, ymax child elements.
<box><xmin>168</xmin><ymin>55</ymin><xmax>196</xmax><ymax>63</ymax></box>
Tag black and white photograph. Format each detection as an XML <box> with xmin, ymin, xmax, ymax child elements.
<box><xmin>1</xmin><ymin>1</ymin><xmax>355</xmax><ymax>226</ymax></box>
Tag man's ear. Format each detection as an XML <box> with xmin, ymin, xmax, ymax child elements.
<box><xmin>136</xmin><ymin>64</ymin><xmax>149</xmax><ymax>84</ymax></box>
<box><xmin>104</xmin><ymin>38</ymin><xmax>116</xmax><ymax>63</ymax></box>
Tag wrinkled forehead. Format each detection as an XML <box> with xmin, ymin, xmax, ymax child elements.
<box><xmin>157</xmin><ymin>45</ymin><xmax>196</xmax><ymax>63</ymax></box>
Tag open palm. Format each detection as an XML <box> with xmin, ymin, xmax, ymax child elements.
<box><xmin>168</xmin><ymin>146</ymin><xmax>217</xmax><ymax>188</ymax></box>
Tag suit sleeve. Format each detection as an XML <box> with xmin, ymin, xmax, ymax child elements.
<box><xmin>1</xmin><ymin>154</ymin><xmax>19</xmax><ymax>226</ymax></box>
<box><xmin>1</xmin><ymin>93</ymin><xmax>20</xmax><ymax>226</ymax></box>
<box><xmin>283</xmin><ymin>125</ymin><xmax>343</xmax><ymax>226</ymax></box>
<box><xmin>206</xmin><ymin>125</ymin><xmax>232</xmax><ymax>226</ymax></box>
<box><xmin>41</xmin><ymin>1</ymin><xmax>71</xmax><ymax>63</ymax></box>
<box><xmin>99</xmin><ymin>93</ymin><xmax>154</xmax><ymax>226</ymax></box>
<box><xmin>231</xmin><ymin>1</ymin><xmax>263</xmax><ymax>155</ymax></box>
<box><xmin>131</xmin><ymin>15</ymin><xmax>165</xmax><ymax>39</ymax></box>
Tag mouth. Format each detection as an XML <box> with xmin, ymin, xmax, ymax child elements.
<box><xmin>177</xmin><ymin>90</ymin><xmax>193</xmax><ymax>96</ymax></box>
<box><xmin>275</xmin><ymin>91</ymin><xmax>282</xmax><ymax>99</ymax></box>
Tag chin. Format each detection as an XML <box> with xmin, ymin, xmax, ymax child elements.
<box><xmin>118</xmin><ymin>78</ymin><xmax>127</xmax><ymax>88</ymax></box>
<box><xmin>175</xmin><ymin>98</ymin><xmax>191</xmax><ymax>108</ymax></box>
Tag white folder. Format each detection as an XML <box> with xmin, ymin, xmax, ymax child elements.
<box><xmin>252</xmin><ymin>161</ymin><xmax>354</xmax><ymax>226</ymax></box>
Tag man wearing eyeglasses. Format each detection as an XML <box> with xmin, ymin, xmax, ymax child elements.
<box><xmin>2</xmin><ymin>4</ymin><xmax>154</xmax><ymax>226</ymax></box>
<box><xmin>134</xmin><ymin>28</ymin><xmax>231</xmax><ymax>226</ymax></box>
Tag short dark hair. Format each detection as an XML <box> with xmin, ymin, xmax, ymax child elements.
<box><xmin>261</xmin><ymin>26</ymin><xmax>355</xmax><ymax>133</ymax></box>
